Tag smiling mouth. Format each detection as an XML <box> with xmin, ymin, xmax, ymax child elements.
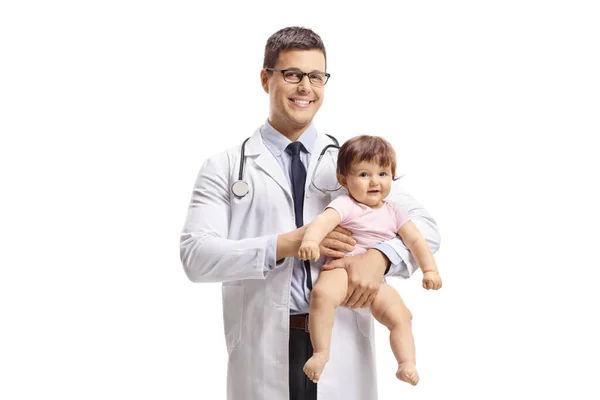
<box><xmin>290</xmin><ymin>98</ymin><xmax>314</xmax><ymax>107</ymax></box>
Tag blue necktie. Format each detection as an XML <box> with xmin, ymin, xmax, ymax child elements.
<box><xmin>286</xmin><ymin>142</ymin><xmax>307</xmax><ymax>228</ymax></box>
<box><xmin>286</xmin><ymin>141</ymin><xmax>312</xmax><ymax>290</ymax></box>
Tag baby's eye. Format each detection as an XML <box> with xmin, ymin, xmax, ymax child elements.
<box><xmin>379</xmin><ymin>172</ymin><xmax>388</xmax><ymax>177</ymax></box>
<box><xmin>359</xmin><ymin>172</ymin><xmax>369</xmax><ymax>178</ymax></box>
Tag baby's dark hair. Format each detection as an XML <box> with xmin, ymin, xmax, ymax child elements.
<box><xmin>337</xmin><ymin>135</ymin><xmax>397</xmax><ymax>178</ymax></box>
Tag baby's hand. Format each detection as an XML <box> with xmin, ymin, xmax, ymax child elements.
<box><xmin>422</xmin><ymin>271</ymin><xmax>442</xmax><ymax>290</ymax></box>
<box><xmin>298</xmin><ymin>241</ymin><xmax>320</xmax><ymax>262</ymax></box>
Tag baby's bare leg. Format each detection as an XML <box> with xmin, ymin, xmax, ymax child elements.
<box><xmin>303</xmin><ymin>268</ymin><xmax>348</xmax><ymax>383</ymax></box>
<box><xmin>371</xmin><ymin>283</ymin><xmax>419</xmax><ymax>385</ymax></box>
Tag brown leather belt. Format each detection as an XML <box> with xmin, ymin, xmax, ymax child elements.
<box><xmin>290</xmin><ymin>314</ymin><xmax>310</xmax><ymax>333</ymax></box>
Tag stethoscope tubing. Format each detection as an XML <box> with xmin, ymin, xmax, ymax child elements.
<box><xmin>232</xmin><ymin>134</ymin><xmax>339</xmax><ymax>198</ymax></box>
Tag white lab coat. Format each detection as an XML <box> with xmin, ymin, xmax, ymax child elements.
<box><xmin>180</xmin><ymin>127</ymin><xmax>441</xmax><ymax>400</ymax></box>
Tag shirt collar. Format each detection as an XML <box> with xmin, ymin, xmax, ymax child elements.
<box><xmin>260</xmin><ymin>120</ymin><xmax>317</xmax><ymax>156</ymax></box>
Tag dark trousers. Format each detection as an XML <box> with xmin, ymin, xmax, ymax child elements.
<box><xmin>289</xmin><ymin>326</ymin><xmax>317</xmax><ymax>400</ymax></box>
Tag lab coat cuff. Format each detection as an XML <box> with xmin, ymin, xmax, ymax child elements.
<box><xmin>373</xmin><ymin>243</ymin><xmax>410</xmax><ymax>279</ymax></box>
<box><xmin>264</xmin><ymin>235</ymin><xmax>279</xmax><ymax>271</ymax></box>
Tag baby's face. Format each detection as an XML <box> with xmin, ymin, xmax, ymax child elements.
<box><xmin>340</xmin><ymin>161</ymin><xmax>393</xmax><ymax>208</ymax></box>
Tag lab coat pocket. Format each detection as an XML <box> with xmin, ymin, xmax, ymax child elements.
<box><xmin>355</xmin><ymin>308</ymin><xmax>373</xmax><ymax>338</ymax></box>
<box><xmin>222</xmin><ymin>285</ymin><xmax>245</xmax><ymax>353</ymax></box>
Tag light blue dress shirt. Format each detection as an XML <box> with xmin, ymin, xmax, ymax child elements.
<box><xmin>260</xmin><ymin>121</ymin><xmax>407</xmax><ymax>314</ymax></box>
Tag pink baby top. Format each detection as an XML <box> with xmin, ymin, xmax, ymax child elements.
<box><xmin>326</xmin><ymin>194</ymin><xmax>410</xmax><ymax>257</ymax></box>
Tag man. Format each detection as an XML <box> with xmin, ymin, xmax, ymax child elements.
<box><xmin>180</xmin><ymin>26</ymin><xmax>440</xmax><ymax>400</ymax></box>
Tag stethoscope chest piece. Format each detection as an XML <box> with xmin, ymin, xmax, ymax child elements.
<box><xmin>231</xmin><ymin>180</ymin><xmax>250</xmax><ymax>198</ymax></box>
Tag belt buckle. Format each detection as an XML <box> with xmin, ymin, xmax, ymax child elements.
<box><xmin>304</xmin><ymin>316</ymin><xmax>310</xmax><ymax>333</ymax></box>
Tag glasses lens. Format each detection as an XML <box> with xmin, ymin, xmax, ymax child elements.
<box><xmin>283</xmin><ymin>70</ymin><xmax>303</xmax><ymax>83</ymax></box>
<box><xmin>312</xmin><ymin>147</ymin><xmax>342</xmax><ymax>192</ymax></box>
<box><xmin>309</xmin><ymin>73</ymin><xmax>327</xmax><ymax>85</ymax></box>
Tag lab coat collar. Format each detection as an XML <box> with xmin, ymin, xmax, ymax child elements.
<box><xmin>244</xmin><ymin>126</ymin><xmax>291</xmax><ymax>199</ymax></box>
<box><xmin>260</xmin><ymin>121</ymin><xmax>317</xmax><ymax>157</ymax></box>
<box><xmin>245</xmin><ymin>122</ymin><xmax>317</xmax><ymax>156</ymax></box>
<box><xmin>244</xmin><ymin>124</ymin><xmax>335</xmax><ymax>201</ymax></box>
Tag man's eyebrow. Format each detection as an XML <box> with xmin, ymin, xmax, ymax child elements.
<box><xmin>284</xmin><ymin>67</ymin><xmax>326</xmax><ymax>73</ymax></box>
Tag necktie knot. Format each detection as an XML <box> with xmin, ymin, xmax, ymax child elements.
<box><xmin>285</xmin><ymin>141</ymin><xmax>305</xmax><ymax>157</ymax></box>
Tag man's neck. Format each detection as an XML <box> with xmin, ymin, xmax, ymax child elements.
<box><xmin>267</xmin><ymin>119</ymin><xmax>310</xmax><ymax>142</ymax></box>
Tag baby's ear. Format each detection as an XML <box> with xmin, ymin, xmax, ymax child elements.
<box><xmin>337</xmin><ymin>174</ymin><xmax>347</xmax><ymax>188</ymax></box>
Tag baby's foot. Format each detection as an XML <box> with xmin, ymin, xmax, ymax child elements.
<box><xmin>303</xmin><ymin>352</ymin><xmax>330</xmax><ymax>383</ymax></box>
<box><xmin>396</xmin><ymin>362</ymin><xmax>419</xmax><ymax>386</ymax></box>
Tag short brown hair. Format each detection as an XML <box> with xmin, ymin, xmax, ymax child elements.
<box><xmin>337</xmin><ymin>136</ymin><xmax>397</xmax><ymax>178</ymax></box>
<box><xmin>263</xmin><ymin>26</ymin><xmax>327</xmax><ymax>69</ymax></box>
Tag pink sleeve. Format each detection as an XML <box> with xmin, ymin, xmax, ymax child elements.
<box><xmin>325</xmin><ymin>194</ymin><xmax>356</xmax><ymax>224</ymax></box>
<box><xmin>389</xmin><ymin>202</ymin><xmax>411</xmax><ymax>231</ymax></box>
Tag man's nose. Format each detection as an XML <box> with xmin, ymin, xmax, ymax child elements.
<box><xmin>297</xmin><ymin>75</ymin><xmax>312</xmax><ymax>93</ymax></box>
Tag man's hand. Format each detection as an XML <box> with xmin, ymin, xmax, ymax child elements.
<box><xmin>277</xmin><ymin>226</ymin><xmax>354</xmax><ymax>261</ymax></box>
<box><xmin>423</xmin><ymin>271</ymin><xmax>442</xmax><ymax>290</ymax></box>
<box><xmin>298</xmin><ymin>241</ymin><xmax>320</xmax><ymax>262</ymax></box>
<box><xmin>319</xmin><ymin>226</ymin><xmax>356</xmax><ymax>259</ymax></box>
<box><xmin>322</xmin><ymin>249</ymin><xmax>389</xmax><ymax>308</ymax></box>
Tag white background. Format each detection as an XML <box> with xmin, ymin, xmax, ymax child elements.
<box><xmin>1</xmin><ymin>1</ymin><xmax>599</xmax><ymax>399</ymax></box>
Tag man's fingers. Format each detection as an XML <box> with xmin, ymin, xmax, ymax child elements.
<box><xmin>343</xmin><ymin>286</ymin><xmax>355</xmax><ymax>305</ymax></box>
<box><xmin>322</xmin><ymin>237</ymin><xmax>354</xmax><ymax>250</ymax></box>
<box><xmin>332</xmin><ymin>226</ymin><xmax>353</xmax><ymax>237</ymax></box>
<box><xmin>323</xmin><ymin>249</ymin><xmax>346</xmax><ymax>258</ymax></box>
<box><xmin>326</xmin><ymin>231</ymin><xmax>356</xmax><ymax>246</ymax></box>
<box><xmin>322</xmin><ymin>259</ymin><xmax>344</xmax><ymax>271</ymax></box>
<box><xmin>364</xmin><ymin>291</ymin><xmax>377</xmax><ymax>308</ymax></box>
<box><xmin>345</xmin><ymin>284</ymin><xmax>365</xmax><ymax>308</ymax></box>
<box><xmin>356</xmin><ymin>283</ymin><xmax>379</xmax><ymax>308</ymax></box>
<box><xmin>353</xmin><ymin>290</ymin><xmax>371</xmax><ymax>308</ymax></box>
<box><xmin>332</xmin><ymin>239</ymin><xmax>354</xmax><ymax>252</ymax></box>
<box><xmin>319</xmin><ymin>243</ymin><xmax>346</xmax><ymax>259</ymax></box>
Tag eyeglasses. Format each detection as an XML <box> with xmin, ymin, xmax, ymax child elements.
<box><xmin>265</xmin><ymin>68</ymin><xmax>330</xmax><ymax>86</ymax></box>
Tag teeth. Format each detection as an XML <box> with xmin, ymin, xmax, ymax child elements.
<box><xmin>293</xmin><ymin>99</ymin><xmax>310</xmax><ymax>105</ymax></box>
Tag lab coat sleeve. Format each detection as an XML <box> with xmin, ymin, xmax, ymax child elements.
<box><xmin>379</xmin><ymin>178</ymin><xmax>441</xmax><ymax>279</ymax></box>
<box><xmin>180</xmin><ymin>156</ymin><xmax>270</xmax><ymax>283</ymax></box>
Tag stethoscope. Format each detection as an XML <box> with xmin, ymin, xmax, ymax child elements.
<box><xmin>231</xmin><ymin>134</ymin><xmax>340</xmax><ymax>198</ymax></box>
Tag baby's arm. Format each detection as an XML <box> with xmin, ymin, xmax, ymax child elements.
<box><xmin>298</xmin><ymin>208</ymin><xmax>342</xmax><ymax>261</ymax></box>
<box><xmin>397</xmin><ymin>221</ymin><xmax>442</xmax><ymax>290</ymax></box>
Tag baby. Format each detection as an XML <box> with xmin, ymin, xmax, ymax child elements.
<box><xmin>298</xmin><ymin>135</ymin><xmax>442</xmax><ymax>385</ymax></box>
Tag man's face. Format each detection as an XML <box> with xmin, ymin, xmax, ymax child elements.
<box><xmin>338</xmin><ymin>161</ymin><xmax>393</xmax><ymax>208</ymax></box>
<box><xmin>261</xmin><ymin>49</ymin><xmax>326</xmax><ymax>135</ymax></box>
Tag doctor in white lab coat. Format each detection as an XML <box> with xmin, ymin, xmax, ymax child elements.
<box><xmin>180</xmin><ymin>27</ymin><xmax>440</xmax><ymax>400</ymax></box>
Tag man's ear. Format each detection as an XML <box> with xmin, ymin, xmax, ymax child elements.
<box><xmin>337</xmin><ymin>174</ymin><xmax>347</xmax><ymax>188</ymax></box>
<box><xmin>260</xmin><ymin>69</ymin><xmax>269</xmax><ymax>93</ymax></box>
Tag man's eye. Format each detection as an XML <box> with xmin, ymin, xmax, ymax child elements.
<box><xmin>309</xmin><ymin>73</ymin><xmax>324</xmax><ymax>82</ymax></box>
<box><xmin>285</xmin><ymin>71</ymin><xmax>302</xmax><ymax>79</ymax></box>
